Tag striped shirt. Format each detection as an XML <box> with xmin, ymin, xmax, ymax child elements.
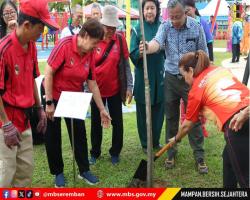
<box><xmin>154</xmin><ymin>16</ymin><xmax>208</xmax><ymax>75</ymax></box>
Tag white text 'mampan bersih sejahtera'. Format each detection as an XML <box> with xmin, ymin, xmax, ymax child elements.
<box><xmin>180</xmin><ymin>190</ymin><xmax>248</xmax><ymax>198</ymax></box>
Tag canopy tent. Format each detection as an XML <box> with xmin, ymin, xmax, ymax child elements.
<box><xmin>161</xmin><ymin>0</ymin><xmax>229</xmax><ymax>16</ymax></box>
<box><xmin>83</xmin><ymin>3</ymin><xmax>139</xmax><ymax>19</ymax></box>
<box><xmin>160</xmin><ymin>0</ymin><xmax>169</xmax><ymax>8</ymax></box>
<box><xmin>116</xmin><ymin>6</ymin><xmax>139</xmax><ymax>19</ymax></box>
<box><xmin>199</xmin><ymin>0</ymin><xmax>230</xmax><ymax>16</ymax></box>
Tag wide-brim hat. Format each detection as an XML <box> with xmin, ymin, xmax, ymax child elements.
<box><xmin>100</xmin><ymin>5</ymin><xmax>121</xmax><ymax>28</ymax></box>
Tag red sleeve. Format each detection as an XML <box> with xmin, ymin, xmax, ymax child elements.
<box><xmin>0</xmin><ymin>56</ymin><xmax>5</xmax><ymax>90</ymax></box>
<box><xmin>32</xmin><ymin>42</ymin><xmax>40</xmax><ymax>78</ymax></box>
<box><xmin>0</xmin><ymin>36</ymin><xmax>11</xmax><ymax>91</ymax></box>
<box><xmin>47</xmin><ymin>38</ymin><xmax>67</xmax><ymax>70</ymax></box>
<box><xmin>185</xmin><ymin>87</ymin><xmax>203</xmax><ymax>123</ymax></box>
<box><xmin>88</xmin><ymin>52</ymin><xmax>96</xmax><ymax>80</ymax></box>
<box><xmin>121</xmin><ymin>34</ymin><xmax>129</xmax><ymax>59</ymax></box>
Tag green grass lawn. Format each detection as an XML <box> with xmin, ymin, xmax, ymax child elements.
<box><xmin>33</xmin><ymin>50</ymin><xmax>232</xmax><ymax>188</ymax></box>
<box><xmin>38</xmin><ymin>62</ymin><xmax>46</xmax><ymax>75</ymax></box>
<box><xmin>32</xmin><ymin>113</ymin><xmax>225</xmax><ymax>188</ymax></box>
<box><xmin>213</xmin><ymin>40</ymin><xmax>227</xmax><ymax>48</ymax></box>
<box><xmin>214</xmin><ymin>52</ymin><xmax>231</xmax><ymax>67</ymax></box>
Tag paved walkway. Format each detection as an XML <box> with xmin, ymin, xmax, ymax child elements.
<box><xmin>221</xmin><ymin>56</ymin><xmax>249</xmax><ymax>88</ymax></box>
<box><xmin>214</xmin><ymin>47</ymin><xmax>227</xmax><ymax>52</ymax></box>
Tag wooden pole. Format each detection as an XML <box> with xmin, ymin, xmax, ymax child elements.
<box><xmin>71</xmin><ymin>118</ymin><xmax>76</xmax><ymax>187</ymax></box>
<box><xmin>138</xmin><ymin>0</ymin><xmax>153</xmax><ymax>188</ymax></box>
<box><xmin>210</xmin><ymin>0</ymin><xmax>221</xmax><ymax>34</ymax></box>
<box><xmin>125</xmin><ymin>0</ymin><xmax>131</xmax><ymax>48</ymax></box>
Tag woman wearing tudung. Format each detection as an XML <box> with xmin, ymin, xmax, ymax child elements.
<box><xmin>130</xmin><ymin>0</ymin><xmax>165</xmax><ymax>152</ymax></box>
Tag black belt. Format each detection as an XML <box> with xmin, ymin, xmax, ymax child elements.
<box><xmin>3</xmin><ymin>101</ymin><xmax>33</xmax><ymax>128</ymax></box>
<box><xmin>167</xmin><ymin>72</ymin><xmax>183</xmax><ymax>80</ymax></box>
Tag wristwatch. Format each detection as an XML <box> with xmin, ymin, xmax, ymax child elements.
<box><xmin>46</xmin><ymin>100</ymin><xmax>53</xmax><ymax>106</ymax></box>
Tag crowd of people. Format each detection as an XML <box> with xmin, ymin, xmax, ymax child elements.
<box><xmin>0</xmin><ymin>0</ymin><xmax>249</xmax><ymax>189</ymax></box>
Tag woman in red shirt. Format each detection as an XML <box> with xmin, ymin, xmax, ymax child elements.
<box><xmin>44</xmin><ymin>19</ymin><xmax>111</xmax><ymax>187</ymax></box>
<box><xmin>89</xmin><ymin>5</ymin><xmax>133</xmax><ymax>165</ymax></box>
<box><xmin>169</xmin><ymin>50</ymin><xmax>249</xmax><ymax>188</ymax></box>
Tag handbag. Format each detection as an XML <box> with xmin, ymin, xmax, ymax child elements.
<box><xmin>117</xmin><ymin>34</ymin><xmax>127</xmax><ymax>104</ymax></box>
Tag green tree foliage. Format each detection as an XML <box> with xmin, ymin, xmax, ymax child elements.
<box><xmin>49</xmin><ymin>2</ymin><xmax>65</xmax><ymax>12</ymax></box>
<box><xmin>71</xmin><ymin>0</ymin><xmax>83</xmax><ymax>6</ymax></box>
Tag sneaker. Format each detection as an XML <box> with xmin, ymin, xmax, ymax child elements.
<box><xmin>78</xmin><ymin>171</ymin><xmax>99</xmax><ymax>185</ymax></box>
<box><xmin>196</xmin><ymin>158</ymin><xmax>208</xmax><ymax>174</ymax></box>
<box><xmin>164</xmin><ymin>157</ymin><xmax>175</xmax><ymax>169</ymax></box>
<box><xmin>111</xmin><ymin>156</ymin><xmax>120</xmax><ymax>165</ymax></box>
<box><xmin>89</xmin><ymin>156</ymin><xmax>96</xmax><ymax>165</ymax></box>
<box><xmin>55</xmin><ymin>173</ymin><xmax>65</xmax><ymax>188</ymax></box>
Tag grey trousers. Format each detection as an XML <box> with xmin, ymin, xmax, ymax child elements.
<box><xmin>164</xmin><ymin>72</ymin><xmax>205</xmax><ymax>162</ymax></box>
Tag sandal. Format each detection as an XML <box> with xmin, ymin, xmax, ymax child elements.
<box><xmin>196</xmin><ymin>158</ymin><xmax>208</xmax><ymax>174</ymax></box>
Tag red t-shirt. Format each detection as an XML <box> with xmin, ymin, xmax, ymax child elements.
<box><xmin>186</xmin><ymin>66</ymin><xmax>250</xmax><ymax>131</ymax></box>
<box><xmin>0</xmin><ymin>31</ymin><xmax>40</xmax><ymax>132</ymax></box>
<box><xmin>94</xmin><ymin>33</ymin><xmax>129</xmax><ymax>97</ymax></box>
<box><xmin>47</xmin><ymin>35</ymin><xmax>96</xmax><ymax>100</ymax></box>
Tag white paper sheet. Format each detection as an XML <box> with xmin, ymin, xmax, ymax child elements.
<box><xmin>54</xmin><ymin>91</ymin><xmax>93</xmax><ymax>120</ymax></box>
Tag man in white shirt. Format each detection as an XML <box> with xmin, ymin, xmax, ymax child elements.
<box><xmin>60</xmin><ymin>4</ymin><xmax>82</xmax><ymax>38</ymax></box>
<box><xmin>90</xmin><ymin>3</ymin><xmax>102</xmax><ymax>21</ymax></box>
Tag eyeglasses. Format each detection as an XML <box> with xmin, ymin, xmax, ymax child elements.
<box><xmin>2</xmin><ymin>11</ymin><xmax>17</xmax><ymax>18</ymax></box>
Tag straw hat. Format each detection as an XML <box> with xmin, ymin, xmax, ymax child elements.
<box><xmin>100</xmin><ymin>5</ymin><xmax>121</xmax><ymax>27</ymax></box>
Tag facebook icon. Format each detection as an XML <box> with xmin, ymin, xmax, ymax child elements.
<box><xmin>2</xmin><ymin>190</ymin><xmax>10</xmax><ymax>198</ymax></box>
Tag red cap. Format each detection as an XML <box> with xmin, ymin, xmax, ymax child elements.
<box><xmin>19</xmin><ymin>0</ymin><xmax>59</xmax><ymax>30</ymax></box>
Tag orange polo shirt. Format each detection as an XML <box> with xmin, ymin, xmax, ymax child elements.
<box><xmin>186</xmin><ymin>66</ymin><xmax>249</xmax><ymax>131</ymax></box>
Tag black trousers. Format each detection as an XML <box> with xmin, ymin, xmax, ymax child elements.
<box><xmin>223</xmin><ymin>118</ymin><xmax>249</xmax><ymax>188</ymax></box>
<box><xmin>207</xmin><ymin>42</ymin><xmax>214</xmax><ymax>62</ymax></box>
<box><xmin>90</xmin><ymin>93</ymin><xmax>123</xmax><ymax>158</ymax></box>
<box><xmin>242</xmin><ymin>53</ymin><xmax>249</xmax><ymax>85</ymax></box>
<box><xmin>232</xmin><ymin>43</ymin><xmax>240</xmax><ymax>62</ymax></box>
<box><xmin>45</xmin><ymin>105</ymin><xmax>89</xmax><ymax>175</ymax></box>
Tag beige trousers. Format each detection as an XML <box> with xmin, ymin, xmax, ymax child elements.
<box><xmin>0</xmin><ymin>128</ymin><xmax>34</xmax><ymax>187</ymax></box>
